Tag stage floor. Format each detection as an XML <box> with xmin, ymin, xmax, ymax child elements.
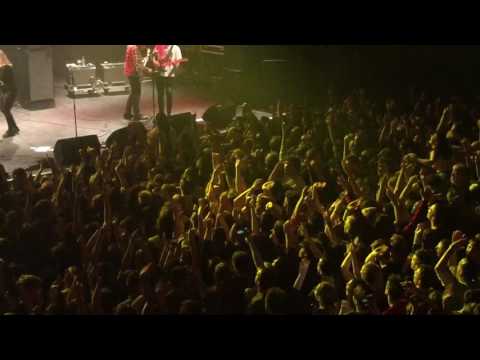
<box><xmin>0</xmin><ymin>79</ymin><xmax>218</xmax><ymax>173</ymax></box>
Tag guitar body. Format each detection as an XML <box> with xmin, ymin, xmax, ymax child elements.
<box><xmin>157</xmin><ymin>58</ymin><xmax>189</xmax><ymax>78</ymax></box>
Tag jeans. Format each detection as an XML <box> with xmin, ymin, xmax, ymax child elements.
<box><xmin>154</xmin><ymin>76</ymin><xmax>173</xmax><ymax>116</ymax></box>
<box><xmin>125</xmin><ymin>75</ymin><xmax>141</xmax><ymax>116</ymax></box>
<box><xmin>1</xmin><ymin>91</ymin><xmax>19</xmax><ymax>131</ymax></box>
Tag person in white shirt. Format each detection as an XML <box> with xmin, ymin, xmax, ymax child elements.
<box><xmin>152</xmin><ymin>45</ymin><xmax>183</xmax><ymax>117</ymax></box>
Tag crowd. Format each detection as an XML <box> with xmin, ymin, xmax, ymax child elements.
<box><xmin>0</xmin><ymin>87</ymin><xmax>480</xmax><ymax>315</ymax></box>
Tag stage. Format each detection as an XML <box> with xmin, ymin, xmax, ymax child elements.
<box><xmin>0</xmin><ymin>79</ymin><xmax>218</xmax><ymax>173</ymax></box>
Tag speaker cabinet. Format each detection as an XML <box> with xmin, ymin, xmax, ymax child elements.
<box><xmin>106</xmin><ymin>122</ymin><xmax>147</xmax><ymax>151</ymax></box>
<box><xmin>12</xmin><ymin>46</ymin><xmax>55</xmax><ymax>110</ymax></box>
<box><xmin>54</xmin><ymin>135</ymin><xmax>101</xmax><ymax>167</ymax></box>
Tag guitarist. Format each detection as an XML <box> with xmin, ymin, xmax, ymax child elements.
<box><xmin>124</xmin><ymin>45</ymin><xmax>149</xmax><ymax>121</ymax></box>
<box><xmin>152</xmin><ymin>45</ymin><xmax>184</xmax><ymax>117</ymax></box>
<box><xmin>0</xmin><ymin>49</ymin><xmax>20</xmax><ymax>138</ymax></box>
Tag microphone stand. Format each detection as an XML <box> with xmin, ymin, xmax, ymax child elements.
<box><xmin>70</xmin><ymin>71</ymin><xmax>79</xmax><ymax>138</ymax></box>
<box><xmin>152</xmin><ymin>71</ymin><xmax>156</xmax><ymax>120</ymax></box>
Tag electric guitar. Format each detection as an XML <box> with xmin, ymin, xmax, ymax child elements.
<box><xmin>156</xmin><ymin>58</ymin><xmax>189</xmax><ymax>78</ymax></box>
<box><xmin>137</xmin><ymin>48</ymin><xmax>155</xmax><ymax>77</ymax></box>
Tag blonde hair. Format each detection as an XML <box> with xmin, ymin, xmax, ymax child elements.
<box><xmin>0</xmin><ymin>50</ymin><xmax>12</xmax><ymax>66</ymax></box>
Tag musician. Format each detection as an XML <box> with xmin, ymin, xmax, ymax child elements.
<box><xmin>152</xmin><ymin>45</ymin><xmax>183</xmax><ymax>117</ymax></box>
<box><xmin>124</xmin><ymin>45</ymin><xmax>148</xmax><ymax>121</ymax></box>
<box><xmin>0</xmin><ymin>49</ymin><xmax>20</xmax><ymax>138</ymax></box>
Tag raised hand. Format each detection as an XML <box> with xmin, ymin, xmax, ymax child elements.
<box><xmin>344</xmin><ymin>133</ymin><xmax>355</xmax><ymax>144</ymax></box>
<box><xmin>449</xmin><ymin>236</ymin><xmax>468</xmax><ymax>251</ymax></box>
<box><xmin>385</xmin><ymin>186</ymin><xmax>396</xmax><ymax>203</ymax></box>
<box><xmin>451</xmin><ymin>230</ymin><xmax>466</xmax><ymax>243</ymax></box>
<box><xmin>250</xmin><ymin>178</ymin><xmax>264</xmax><ymax>191</ymax></box>
<box><xmin>415</xmin><ymin>222</ymin><xmax>428</xmax><ymax>236</ymax></box>
<box><xmin>235</xmin><ymin>158</ymin><xmax>245</xmax><ymax>172</ymax></box>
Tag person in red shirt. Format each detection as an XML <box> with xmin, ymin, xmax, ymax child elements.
<box><xmin>124</xmin><ymin>45</ymin><xmax>148</xmax><ymax>121</ymax></box>
<box><xmin>152</xmin><ymin>45</ymin><xmax>183</xmax><ymax>117</ymax></box>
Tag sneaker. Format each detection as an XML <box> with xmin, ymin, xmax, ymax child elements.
<box><xmin>133</xmin><ymin>114</ymin><xmax>149</xmax><ymax>121</ymax></box>
<box><xmin>3</xmin><ymin>130</ymin><xmax>17</xmax><ymax>138</ymax></box>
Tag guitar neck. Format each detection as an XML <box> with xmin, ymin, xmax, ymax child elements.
<box><xmin>159</xmin><ymin>58</ymin><xmax>188</xmax><ymax>68</ymax></box>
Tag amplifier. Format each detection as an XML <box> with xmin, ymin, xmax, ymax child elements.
<box><xmin>201</xmin><ymin>45</ymin><xmax>225</xmax><ymax>56</ymax></box>
<box><xmin>99</xmin><ymin>62</ymin><xmax>126</xmax><ymax>84</ymax></box>
<box><xmin>66</xmin><ymin>63</ymin><xmax>97</xmax><ymax>86</ymax></box>
<box><xmin>99</xmin><ymin>62</ymin><xmax>129</xmax><ymax>94</ymax></box>
<box><xmin>65</xmin><ymin>63</ymin><xmax>101</xmax><ymax>97</ymax></box>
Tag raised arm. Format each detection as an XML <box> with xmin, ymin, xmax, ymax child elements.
<box><xmin>291</xmin><ymin>186</ymin><xmax>308</xmax><ymax>222</ymax></box>
<box><xmin>245</xmin><ymin>234</ymin><xmax>266</xmax><ymax>271</ymax></box>
<box><xmin>434</xmin><ymin>231</ymin><xmax>467</xmax><ymax>288</ymax></box>
<box><xmin>235</xmin><ymin>158</ymin><xmax>248</xmax><ymax>194</ymax></box>
<box><xmin>341</xmin><ymin>250</ymin><xmax>354</xmax><ymax>282</ymax></box>
<box><xmin>279</xmin><ymin>120</ymin><xmax>287</xmax><ymax>162</ymax></box>
<box><xmin>436</xmin><ymin>105</ymin><xmax>452</xmax><ymax>135</ymax></box>
<box><xmin>268</xmin><ymin>160</ymin><xmax>284</xmax><ymax>182</ymax></box>
<box><xmin>188</xmin><ymin>228</ymin><xmax>206</xmax><ymax>299</ymax></box>
<box><xmin>325</xmin><ymin>110</ymin><xmax>337</xmax><ymax>157</ymax></box>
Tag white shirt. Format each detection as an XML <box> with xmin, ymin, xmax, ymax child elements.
<box><xmin>158</xmin><ymin>45</ymin><xmax>183</xmax><ymax>78</ymax></box>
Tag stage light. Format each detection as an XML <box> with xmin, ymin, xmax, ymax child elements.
<box><xmin>30</xmin><ymin>146</ymin><xmax>53</xmax><ymax>153</ymax></box>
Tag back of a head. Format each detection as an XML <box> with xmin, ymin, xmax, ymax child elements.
<box><xmin>115</xmin><ymin>303</ymin><xmax>137</xmax><ymax>315</ymax></box>
<box><xmin>32</xmin><ymin>199</ymin><xmax>53</xmax><ymax>221</ymax></box>
<box><xmin>166</xmin><ymin>289</ymin><xmax>184</xmax><ymax>314</ymax></box>
<box><xmin>265</xmin><ymin>287</ymin><xmax>288</xmax><ymax>315</ymax></box>
<box><xmin>212</xmin><ymin>227</ymin><xmax>227</xmax><ymax>245</ymax></box>
<box><xmin>214</xmin><ymin>262</ymin><xmax>232</xmax><ymax>287</ymax></box>
<box><xmin>314</xmin><ymin>281</ymin><xmax>338</xmax><ymax>309</ymax></box>
<box><xmin>456</xmin><ymin>258</ymin><xmax>479</xmax><ymax>288</ymax></box>
<box><xmin>317</xmin><ymin>255</ymin><xmax>335</xmax><ymax>278</ymax></box>
<box><xmin>17</xmin><ymin>274</ymin><xmax>42</xmax><ymax>291</ymax></box>
<box><xmin>156</xmin><ymin>203</ymin><xmax>174</xmax><ymax>238</ymax></box>
<box><xmin>414</xmin><ymin>249</ymin><xmax>436</xmax><ymax>268</ymax></box>
<box><xmin>100</xmin><ymin>288</ymin><xmax>116</xmax><ymax>314</ymax></box>
<box><xmin>125</xmin><ymin>271</ymin><xmax>140</xmax><ymax>294</ymax></box>
<box><xmin>360</xmin><ymin>262</ymin><xmax>382</xmax><ymax>288</ymax></box>
<box><xmin>232</xmin><ymin>251</ymin><xmax>253</xmax><ymax>277</ymax></box>
<box><xmin>256</xmin><ymin>267</ymin><xmax>276</xmax><ymax>292</ymax></box>
<box><xmin>464</xmin><ymin>289</ymin><xmax>480</xmax><ymax>305</ymax></box>
<box><xmin>386</xmin><ymin>274</ymin><xmax>404</xmax><ymax>302</ymax></box>
<box><xmin>430</xmin><ymin>202</ymin><xmax>450</xmax><ymax>228</ymax></box>
<box><xmin>269</xmin><ymin>137</ymin><xmax>281</xmax><ymax>151</ymax></box>
<box><xmin>287</xmin><ymin>156</ymin><xmax>302</xmax><ymax>174</ymax></box>
<box><xmin>260</xmin><ymin>212</ymin><xmax>275</xmax><ymax>234</ymax></box>
<box><xmin>352</xmin><ymin>280</ymin><xmax>375</xmax><ymax>313</ymax></box>
<box><xmin>414</xmin><ymin>265</ymin><xmax>438</xmax><ymax>290</ymax></box>
<box><xmin>390</xmin><ymin>234</ymin><xmax>408</xmax><ymax>258</ymax></box>
<box><xmin>179</xmin><ymin>299</ymin><xmax>203</xmax><ymax>315</ymax></box>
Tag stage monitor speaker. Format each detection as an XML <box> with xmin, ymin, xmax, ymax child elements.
<box><xmin>13</xmin><ymin>46</ymin><xmax>55</xmax><ymax>110</ymax></box>
<box><xmin>54</xmin><ymin>135</ymin><xmax>101</xmax><ymax>167</ymax></box>
<box><xmin>106</xmin><ymin>122</ymin><xmax>147</xmax><ymax>151</ymax></box>
<box><xmin>202</xmin><ymin>104</ymin><xmax>236</xmax><ymax>130</ymax></box>
<box><xmin>168</xmin><ymin>112</ymin><xmax>196</xmax><ymax>137</ymax></box>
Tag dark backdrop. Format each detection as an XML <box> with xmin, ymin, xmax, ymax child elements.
<box><xmin>2</xmin><ymin>45</ymin><xmax>479</xmax><ymax>103</ymax></box>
